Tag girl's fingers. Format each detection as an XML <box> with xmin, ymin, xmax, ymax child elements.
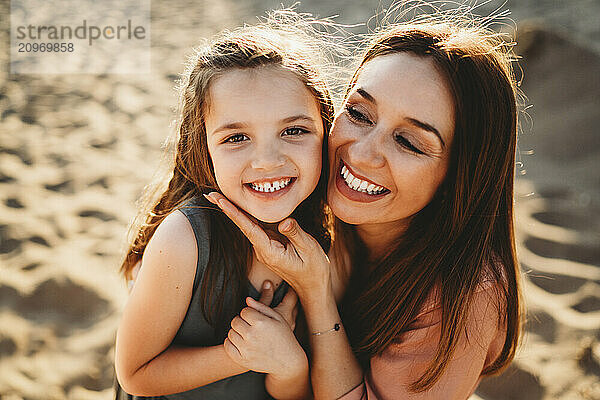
<box><xmin>275</xmin><ymin>288</ymin><xmax>298</xmax><ymax>320</ymax></box>
<box><xmin>239</xmin><ymin>305</ymin><xmax>267</xmax><ymax>325</ymax></box>
<box><xmin>246</xmin><ymin>297</ymin><xmax>283</xmax><ymax>321</ymax></box>
<box><xmin>223</xmin><ymin>337</ymin><xmax>242</xmax><ymax>360</ymax></box>
<box><xmin>257</xmin><ymin>280</ymin><xmax>274</xmax><ymax>306</ymax></box>
<box><xmin>227</xmin><ymin>328</ymin><xmax>244</xmax><ymax>348</ymax></box>
<box><xmin>230</xmin><ymin>316</ymin><xmax>251</xmax><ymax>337</ymax></box>
<box><xmin>279</xmin><ymin>287</ymin><xmax>298</xmax><ymax>310</ymax></box>
<box><xmin>274</xmin><ymin>288</ymin><xmax>299</xmax><ymax>327</ymax></box>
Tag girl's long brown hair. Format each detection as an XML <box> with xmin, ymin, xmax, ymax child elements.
<box><xmin>335</xmin><ymin>19</ymin><xmax>523</xmax><ymax>392</ymax></box>
<box><xmin>118</xmin><ymin>13</ymin><xmax>338</xmax><ymax>337</ymax></box>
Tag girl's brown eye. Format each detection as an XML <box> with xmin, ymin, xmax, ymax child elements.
<box><xmin>224</xmin><ymin>134</ymin><xmax>248</xmax><ymax>143</ymax></box>
<box><xmin>282</xmin><ymin>127</ymin><xmax>309</xmax><ymax>136</ymax></box>
<box><xmin>345</xmin><ymin>104</ymin><xmax>372</xmax><ymax>125</ymax></box>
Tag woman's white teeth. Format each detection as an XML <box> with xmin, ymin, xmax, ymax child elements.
<box><xmin>341</xmin><ymin>165</ymin><xmax>386</xmax><ymax>195</ymax></box>
<box><xmin>250</xmin><ymin>178</ymin><xmax>291</xmax><ymax>192</ymax></box>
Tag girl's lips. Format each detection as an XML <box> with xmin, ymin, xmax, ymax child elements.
<box><xmin>244</xmin><ymin>177</ymin><xmax>296</xmax><ymax>200</ymax></box>
<box><xmin>246</xmin><ymin>176</ymin><xmax>295</xmax><ymax>185</ymax></box>
<box><xmin>335</xmin><ymin>161</ymin><xmax>389</xmax><ymax>203</ymax></box>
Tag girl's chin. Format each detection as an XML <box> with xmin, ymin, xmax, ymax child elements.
<box><xmin>254</xmin><ymin>215</ymin><xmax>290</xmax><ymax>225</ymax></box>
<box><xmin>245</xmin><ymin>208</ymin><xmax>294</xmax><ymax>225</ymax></box>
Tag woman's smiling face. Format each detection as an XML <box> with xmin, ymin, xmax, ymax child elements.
<box><xmin>327</xmin><ymin>52</ymin><xmax>455</xmax><ymax>232</ymax></box>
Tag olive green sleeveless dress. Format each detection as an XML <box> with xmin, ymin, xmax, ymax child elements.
<box><xmin>116</xmin><ymin>196</ymin><xmax>288</xmax><ymax>399</ymax></box>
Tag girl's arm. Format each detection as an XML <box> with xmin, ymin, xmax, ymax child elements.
<box><xmin>115</xmin><ymin>210</ymin><xmax>248</xmax><ymax>396</ymax></box>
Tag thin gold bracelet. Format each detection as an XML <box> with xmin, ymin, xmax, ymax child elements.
<box><xmin>311</xmin><ymin>323</ymin><xmax>341</xmax><ymax>336</ymax></box>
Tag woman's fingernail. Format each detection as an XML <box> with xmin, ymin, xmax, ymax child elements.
<box><xmin>263</xmin><ymin>281</ymin><xmax>271</xmax><ymax>289</ymax></box>
<box><xmin>281</xmin><ymin>220</ymin><xmax>292</xmax><ymax>232</ymax></box>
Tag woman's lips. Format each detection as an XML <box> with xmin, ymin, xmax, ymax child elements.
<box><xmin>335</xmin><ymin>161</ymin><xmax>389</xmax><ymax>203</ymax></box>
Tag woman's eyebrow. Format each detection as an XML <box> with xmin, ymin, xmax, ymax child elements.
<box><xmin>356</xmin><ymin>87</ymin><xmax>376</xmax><ymax>104</ymax></box>
<box><xmin>406</xmin><ymin>117</ymin><xmax>445</xmax><ymax>148</ymax></box>
<box><xmin>356</xmin><ymin>87</ymin><xmax>445</xmax><ymax>147</ymax></box>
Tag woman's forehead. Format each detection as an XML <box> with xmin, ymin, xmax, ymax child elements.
<box><xmin>352</xmin><ymin>53</ymin><xmax>455</xmax><ymax>142</ymax></box>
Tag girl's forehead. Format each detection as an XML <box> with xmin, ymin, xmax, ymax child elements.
<box><xmin>212</xmin><ymin>65</ymin><xmax>303</xmax><ymax>90</ymax></box>
<box><xmin>204</xmin><ymin>66</ymin><xmax>323</xmax><ymax>132</ymax></box>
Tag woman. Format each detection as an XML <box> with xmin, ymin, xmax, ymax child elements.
<box><xmin>208</xmin><ymin>15</ymin><xmax>522</xmax><ymax>400</ymax></box>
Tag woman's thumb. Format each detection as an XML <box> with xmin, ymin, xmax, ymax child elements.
<box><xmin>278</xmin><ymin>219</ymin><xmax>312</xmax><ymax>253</ymax></box>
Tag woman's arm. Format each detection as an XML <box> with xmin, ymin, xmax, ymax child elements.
<box><xmin>115</xmin><ymin>210</ymin><xmax>248</xmax><ymax>396</ymax></box>
<box><xmin>339</xmin><ymin>283</ymin><xmax>505</xmax><ymax>399</ymax></box>
<box><xmin>205</xmin><ymin>193</ymin><xmax>364</xmax><ymax>398</ymax></box>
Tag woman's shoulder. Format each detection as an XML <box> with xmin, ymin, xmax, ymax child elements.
<box><xmin>417</xmin><ymin>253</ymin><xmax>508</xmax><ymax>318</ymax></box>
<box><xmin>480</xmin><ymin>251</ymin><xmax>509</xmax><ymax>286</ymax></box>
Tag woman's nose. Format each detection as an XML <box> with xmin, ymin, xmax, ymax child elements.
<box><xmin>250</xmin><ymin>142</ymin><xmax>286</xmax><ymax>171</ymax></box>
<box><xmin>346</xmin><ymin>129</ymin><xmax>385</xmax><ymax>169</ymax></box>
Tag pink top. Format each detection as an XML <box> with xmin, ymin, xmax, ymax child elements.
<box><xmin>339</xmin><ymin>279</ymin><xmax>506</xmax><ymax>400</ymax></box>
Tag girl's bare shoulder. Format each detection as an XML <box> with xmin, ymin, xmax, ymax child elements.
<box><xmin>137</xmin><ymin>209</ymin><xmax>198</xmax><ymax>286</ymax></box>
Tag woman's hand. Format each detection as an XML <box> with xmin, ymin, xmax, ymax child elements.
<box><xmin>204</xmin><ymin>192</ymin><xmax>332</xmax><ymax>300</ymax></box>
<box><xmin>223</xmin><ymin>286</ymin><xmax>307</xmax><ymax>381</ymax></box>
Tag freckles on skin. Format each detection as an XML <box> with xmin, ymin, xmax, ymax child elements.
<box><xmin>326</xmin><ymin>53</ymin><xmax>455</xmax><ymax>248</ymax></box>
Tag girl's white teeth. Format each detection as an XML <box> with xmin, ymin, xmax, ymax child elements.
<box><xmin>340</xmin><ymin>164</ymin><xmax>386</xmax><ymax>195</ymax></box>
<box><xmin>250</xmin><ymin>178</ymin><xmax>292</xmax><ymax>193</ymax></box>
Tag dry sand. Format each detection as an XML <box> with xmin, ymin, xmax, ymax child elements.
<box><xmin>0</xmin><ymin>1</ymin><xmax>599</xmax><ymax>399</ymax></box>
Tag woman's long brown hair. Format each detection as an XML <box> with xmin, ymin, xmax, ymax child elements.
<box><xmin>335</xmin><ymin>20</ymin><xmax>523</xmax><ymax>391</ymax></box>
<box><xmin>117</xmin><ymin>15</ymin><xmax>337</xmax><ymax>338</ymax></box>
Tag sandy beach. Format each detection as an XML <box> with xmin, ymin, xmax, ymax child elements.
<box><xmin>1</xmin><ymin>0</ymin><xmax>599</xmax><ymax>399</ymax></box>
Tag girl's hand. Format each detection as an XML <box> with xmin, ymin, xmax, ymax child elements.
<box><xmin>223</xmin><ymin>290</ymin><xmax>307</xmax><ymax>380</ymax></box>
<box><xmin>204</xmin><ymin>192</ymin><xmax>332</xmax><ymax>300</ymax></box>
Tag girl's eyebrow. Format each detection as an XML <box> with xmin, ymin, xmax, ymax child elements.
<box><xmin>280</xmin><ymin>114</ymin><xmax>316</xmax><ymax>124</ymax></box>
<box><xmin>210</xmin><ymin>122</ymin><xmax>248</xmax><ymax>136</ymax></box>
<box><xmin>210</xmin><ymin>114</ymin><xmax>317</xmax><ymax>136</ymax></box>
<box><xmin>354</xmin><ymin>87</ymin><xmax>445</xmax><ymax>148</ymax></box>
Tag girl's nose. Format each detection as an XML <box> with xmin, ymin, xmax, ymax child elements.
<box><xmin>346</xmin><ymin>129</ymin><xmax>385</xmax><ymax>169</ymax></box>
<box><xmin>250</xmin><ymin>142</ymin><xmax>286</xmax><ymax>171</ymax></box>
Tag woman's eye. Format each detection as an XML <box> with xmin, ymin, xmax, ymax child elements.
<box><xmin>224</xmin><ymin>134</ymin><xmax>248</xmax><ymax>143</ymax></box>
<box><xmin>345</xmin><ymin>105</ymin><xmax>372</xmax><ymax>125</ymax></box>
<box><xmin>395</xmin><ymin>134</ymin><xmax>425</xmax><ymax>155</ymax></box>
<box><xmin>282</xmin><ymin>127</ymin><xmax>309</xmax><ymax>136</ymax></box>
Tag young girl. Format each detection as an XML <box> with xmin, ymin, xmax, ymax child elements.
<box><xmin>114</xmin><ymin>15</ymin><xmax>336</xmax><ymax>399</ymax></box>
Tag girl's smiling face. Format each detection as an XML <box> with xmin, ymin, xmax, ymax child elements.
<box><xmin>327</xmin><ymin>52</ymin><xmax>455</xmax><ymax>236</ymax></box>
<box><xmin>205</xmin><ymin>66</ymin><xmax>324</xmax><ymax>223</ymax></box>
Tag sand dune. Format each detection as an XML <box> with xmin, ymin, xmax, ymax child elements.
<box><xmin>1</xmin><ymin>1</ymin><xmax>599</xmax><ymax>398</ymax></box>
